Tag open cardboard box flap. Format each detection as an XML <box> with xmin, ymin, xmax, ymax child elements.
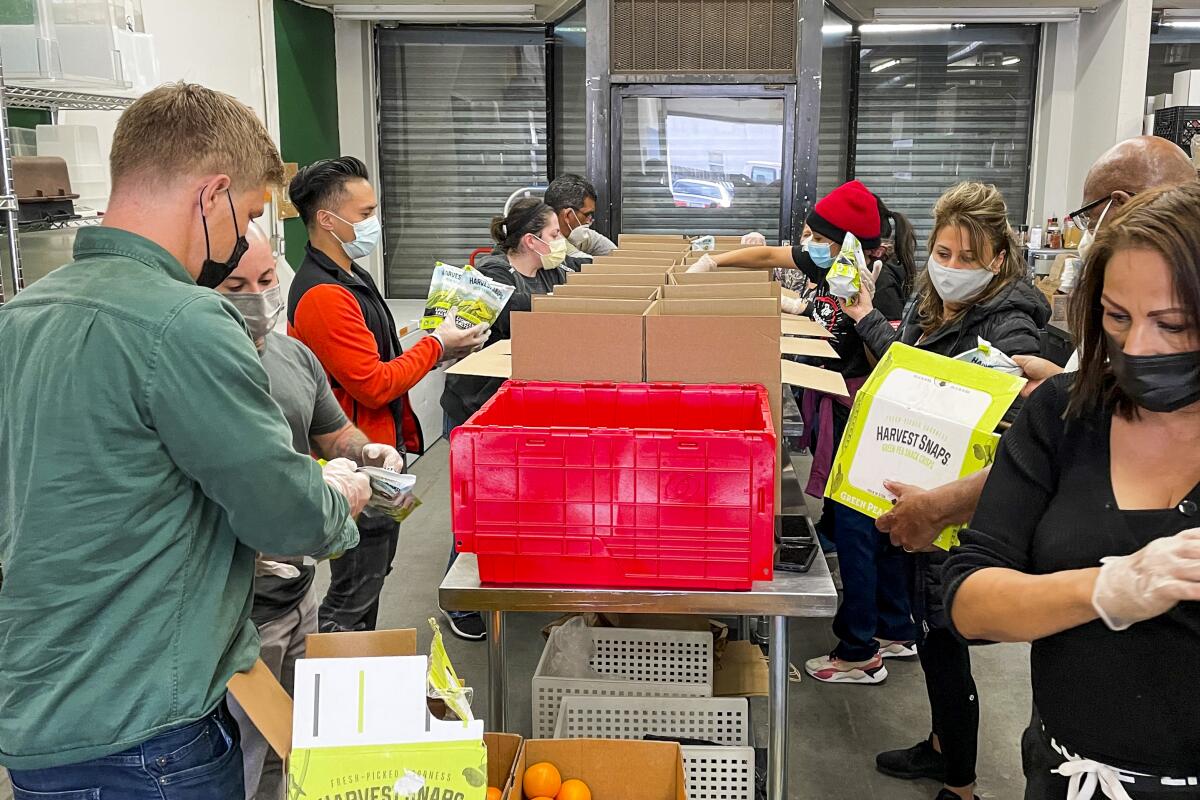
<box><xmin>781</xmin><ymin>336</ymin><xmax>838</xmax><ymax>359</ymax></box>
<box><xmin>782</xmin><ymin>359</ymin><xmax>848</xmax><ymax>396</ymax></box>
<box><xmin>551</xmin><ymin>284</ymin><xmax>660</xmax><ymax>300</ymax></box>
<box><xmin>661</xmin><ymin>282</ymin><xmax>781</xmax><ymax>300</ymax></box>
<box><xmin>227</xmin><ymin>628</ymin><xmax>419</xmax><ymax>761</ymax></box>
<box><xmin>782</xmin><ymin>316</ymin><xmax>834</xmax><ymax>338</ymax></box>
<box><xmin>445</xmin><ymin>340</ymin><xmax>513</xmax><ymax>378</ymax></box>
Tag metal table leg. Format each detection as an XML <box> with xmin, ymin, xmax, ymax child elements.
<box><xmin>768</xmin><ymin>615</ymin><xmax>790</xmax><ymax>800</ymax></box>
<box><xmin>487</xmin><ymin>610</ymin><xmax>507</xmax><ymax>732</ymax></box>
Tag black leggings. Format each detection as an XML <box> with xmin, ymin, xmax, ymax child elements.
<box><xmin>919</xmin><ymin>627</ymin><xmax>979</xmax><ymax>788</ymax></box>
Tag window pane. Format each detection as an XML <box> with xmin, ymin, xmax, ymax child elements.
<box><xmin>619</xmin><ymin>95</ymin><xmax>786</xmax><ymax>239</ymax></box>
<box><xmin>854</xmin><ymin>25</ymin><xmax>1039</xmax><ymax>246</ymax></box>
<box><xmin>377</xmin><ymin>31</ymin><xmax>546</xmax><ymax>299</ymax></box>
<box><xmin>1147</xmin><ymin>26</ymin><xmax>1200</xmax><ymax>97</ymax></box>
<box><xmin>818</xmin><ymin>8</ymin><xmax>854</xmax><ymax>197</ymax></box>
<box><xmin>554</xmin><ymin>8</ymin><xmax>587</xmax><ymax>176</ymax></box>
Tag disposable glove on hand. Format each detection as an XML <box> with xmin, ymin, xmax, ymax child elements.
<box><xmin>1093</xmin><ymin>529</ymin><xmax>1200</xmax><ymax>630</ymax></box>
<box><xmin>687</xmin><ymin>254</ymin><xmax>719</xmax><ymax>273</ymax></box>
<box><xmin>860</xmin><ymin>259</ymin><xmax>882</xmax><ymax>299</ymax></box>
<box><xmin>741</xmin><ymin>231</ymin><xmax>767</xmax><ymax>246</ymax></box>
<box><xmin>434</xmin><ymin>310</ymin><xmax>489</xmax><ymax>362</ymax></box>
<box><xmin>780</xmin><ymin>295</ymin><xmax>807</xmax><ymax>316</ymax></box>
<box><xmin>255</xmin><ymin>558</ymin><xmax>301</xmax><ymax>580</ymax></box>
<box><xmin>362</xmin><ymin>442</ymin><xmax>405</xmax><ymax>472</ymax></box>
<box><xmin>322</xmin><ymin>457</ymin><xmax>372</xmax><ymax>518</ymax></box>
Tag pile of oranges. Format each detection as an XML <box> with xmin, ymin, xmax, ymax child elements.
<box><xmin>523</xmin><ymin>761</ymin><xmax>592</xmax><ymax>800</ymax></box>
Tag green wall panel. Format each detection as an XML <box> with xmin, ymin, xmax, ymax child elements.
<box><xmin>274</xmin><ymin>0</ymin><xmax>340</xmax><ymax>267</ymax></box>
<box><xmin>8</xmin><ymin>108</ymin><xmax>51</xmax><ymax>129</ymax></box>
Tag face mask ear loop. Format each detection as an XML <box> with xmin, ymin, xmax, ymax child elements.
<box><xmin>199</xmin><ymin>187</ymin><xmax>213</xmax><ymax>259</ymax></box>
<box><xmin>226</xmin><ymin>189</ymin><xmax>241</xmax><ymax>240</ymax></box>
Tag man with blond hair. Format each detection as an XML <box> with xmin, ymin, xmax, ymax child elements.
<box><xmin>0</xmin><ymin>83</ymin><xmax>370</xmax><ymax>795</ymax></box>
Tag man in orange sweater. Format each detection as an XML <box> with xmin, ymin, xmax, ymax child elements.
<box><xmin>287</xmin><ymin>156</ymin><xmax>487</xmax><ymax>633</ymax></box>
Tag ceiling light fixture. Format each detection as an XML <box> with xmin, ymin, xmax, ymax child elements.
<box><xmin>860</xmin><ymin>23</ymin><xmax>952</xmax><ymax>34</ymax></box>
<box><xmin>1003</xmin><ymin>56</ymin><xmax>1021</xmax><ymax>65</ymax></box>
<box><xmin>333</xmin><ymin>4</ymin><xmax>538</xmax><ymax>21</ymax></box>
<box><xmin>873</xmin><ymin>7</ymin><xmax>1079</xmax><ymax>24</ymax></box>
<box><xmin>871</xmin><ymin>58</ymin><xmax>901</xmax><ymax>72</ymax></box>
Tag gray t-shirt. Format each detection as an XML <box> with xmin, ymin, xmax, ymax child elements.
<box><xmin>252</xmin><ymin>333</ymin><xmax>349</xmax><ymax>625</ymax></box>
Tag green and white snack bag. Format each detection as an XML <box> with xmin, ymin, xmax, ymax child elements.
<box><xmin>454</xmin><ymin>270</ymin><xmax>513</xmax><ymax>330</ymax></box>
<box><xmin>690</xmin><ymin>235</ymin><xmax>716</xmax><ymax>251</ymax></box>
<box><xmin>826</xmin><ymin>343</ymin><xmax>1025</xmax><ymax>550</ymax></box>
<box><xmin>826</xmin><ymin>231</ymin><xmax>865</xmax><ymax>301</ymax></box>
<box><xmin>421</xmin><ymin>262</ymin><xmax>465</xmax><ymax>331</ymax></box>
<box><xmin>953</xmin><ymin>337</ymin><xmax>1023</xmax><ymax>376</ymax></box>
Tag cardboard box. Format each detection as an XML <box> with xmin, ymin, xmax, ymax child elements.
<box><xmin>514</xmin><ymin>739</ymin><xmax>687</xmax><ymax>800</ymax></box>
<box><xmin>446</xmin><ymin>339</ymin><xmax>513</xmax><ymax>378</ymax></box>
<box><xmin>714</xmin><ymin>639</ymin><xmax>769</xmax><ymax>697</ymax></box>
<box><xmin>551</xmin><ymin>284</ymin><xmax>661</xmax><ymax>300</ymax></box>
<box><xmin>580</xmin><ymin>261</ymin><xmax>674</xmax><ymax>274</ymax></box>
<box><xmin>592</xmin><ymin>253</ymin><xmax>679</xmax><ymax>265</ymax></box>
<box><xmin>510</xmin><ymin>297</ymin><xmax>654</xmax><ymax>382</ymax></box>
<box><xmin>661</xmin><ymin>282</ymin><xmax>781</xmax><ymax>300</ymax></box>
<box><xmin>1175</xmin><ymin>70</ymin><xmax>1200</xmax><ymax>105</ymax></box>
<box><xmin>671</xmin><ymin>271</ymin><xmax>771</xmax><ymax>285</ymax></box>
<box><xmin>566</xmin><ymin>272</ymin><xmax>669</xmax><ymax>286</ymax></box>
<box><xmin>229</xmin><ymin>629</ymin><xmax>515</xmax><ymax>799</ymax></box>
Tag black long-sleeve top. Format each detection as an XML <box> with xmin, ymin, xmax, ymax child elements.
<box><xmin>944</xmin><ymin>375</ymin><xmax>1200</xmax><ymax>774</ymax></box>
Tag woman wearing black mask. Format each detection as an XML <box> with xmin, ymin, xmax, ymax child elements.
<box><xmin>945</xmin><ymin>182</ymin><xmax>1200</xmax><ymax>799</ymax></box>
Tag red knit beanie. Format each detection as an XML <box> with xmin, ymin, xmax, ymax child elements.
<box><xmin>807</xmin><ymin>180</ymin><xmax>882</xmax><ymax>249</ymax></box>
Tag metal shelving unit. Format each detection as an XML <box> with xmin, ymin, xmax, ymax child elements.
<box><xmin>0</xmin><ymin>53</ymin><xmax>135</xmax><ymax>303</ymax></box>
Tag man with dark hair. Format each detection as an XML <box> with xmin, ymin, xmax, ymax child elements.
<box><xmin>0</xmin><ymin>83</ymin><xmax>367</xmax><ymax>795</ymax></box>
<box><xmin>544</xmin><ymin>173</ymin><xmax>617</xmax><ymax>257</ymax></box>
<box><xmin>287</xmin><ymin>156</ymin><xmax>487</xmax><ymax>634</ymax></box>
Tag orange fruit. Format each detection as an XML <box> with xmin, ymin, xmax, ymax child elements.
<box><xmin>532</xmin><ymin>797</ymin><xmax>555</xmax><ymax>800</ymax></box>
<box><xmin>523</xmin><ymin>762</ymin><xmax>562</xmax><ymax>799</ymax></box>
<box><xmin>557</xmin><ymin>779</ymin><xmax>592</xmax><ymax>800</ymax></box>
<box><xmin>487</xmin><ymin>789</ymin><xmax>502</xmax><ymax>800</ymax></box>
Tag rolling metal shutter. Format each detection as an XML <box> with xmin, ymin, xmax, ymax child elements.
<box><xmin>853</xmin><ymin>25</ymin><xmax>1039</xmax><ymax>247</ymax></box>
<box><xmin>376</xmin><ymin>28</ymin><xmax>547</xmax><ymax>299</ymax></box>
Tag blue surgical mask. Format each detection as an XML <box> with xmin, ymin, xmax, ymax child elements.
<box><xmin>328</xmin><ymin>212</ymin><xmax>382</xmax><ymax>260</ymax></box>
<box><xmin>804</xmin><ymin>240</ymin><xmax>834</xmax><ymax>270</ymax></box>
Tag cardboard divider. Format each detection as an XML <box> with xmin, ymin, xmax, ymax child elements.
<box><xmin>661</xmin><ymin>282</ymin><xmax>781</xmax><ymax>300</ymax></box>
<box><xmin>551</xmin><ymin>284</ymin><xmax>660</xmax><ymax>300</ymax></box>
<box><xmin>670</xmin><ymin>271</ymin><xmax>771</xmax><ymax>285</ymax></box>
<box><xmin>566</xmin><ymin>272</ymin><xmax>669</xmax><ymax>286</ymax></box>
<box><xmin>486</xmin><ymin>732</ymin><xmax>524</xmax><ymax>798</ymax></box>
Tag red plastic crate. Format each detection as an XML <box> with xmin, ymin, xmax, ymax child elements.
<box><xmin>450</xmin><ymin>381</ymin><xmax>776</xmax><ymax>590</ymax></box>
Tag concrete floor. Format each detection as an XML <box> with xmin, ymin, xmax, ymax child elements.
<box><xmin>0</xmin><ymin>439</ymin><xmax>1034</xmax><ymax>800</ymax></box>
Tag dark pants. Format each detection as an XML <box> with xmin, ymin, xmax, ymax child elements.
<box><xmin>1022</xmin><ymin>711</ymin><xmax>1195</xmax><ymax>798</ymax></box>
<box><xmin>830</xmin><ymin>500</ymin><xmax>914</xmax><ymax>661</ymax></box>
<box><xmin>9</xmin><ymin>701</ymin><xmax>242</xmax><ymax>800</ymax></box>
<box><xmin>920</xmin><ymin>626</ymin><xmax>979</xmax><ymax>787</ymax></box>
<box><xmin>319</xmin><ymin>515</ymin><xmax>400</xmax><ymax>633</ymax></box>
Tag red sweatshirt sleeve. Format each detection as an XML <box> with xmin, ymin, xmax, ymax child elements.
<box><xmin>292</xmin><ymin>284</ymin><xmax>442</xmax><ymax>410</ymax></box>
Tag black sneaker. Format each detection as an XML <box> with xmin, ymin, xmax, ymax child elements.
<box><xmin>876</xmin><ymin>738</ymin><xmax>946</xmax><ymax>781</ymax></box>
<box><xmin>935</xmin><ymin>792</ymin><xmax>979</xmax><ymax>800</ymax></box>
<box><xmin>442</xmin><ymin>609</ymin><xmax>487</xmax><ymax>641</ymax></box>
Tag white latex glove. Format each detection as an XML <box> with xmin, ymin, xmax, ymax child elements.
<box><xmin>255</xmin><ymin>557</ymin><xmax>301</xmax><ymax>580</ymax></box>
<box><xmin>361</xmin><ymin>442</ymin><xmax>405</xmax><ymax>472</ymax></box>
<box><xmin>860</xmin><ymin>259</ymin><xmax>882</xmax><ymax>298</ymax></box>
<box><xmin>1092</xmin><ymin>529</ymin><xmax>1200</xmax><ymax>630</ymax></box>
<box><xmin>322</xmin><ymin>457</ymin><xmax>372</xmax><ymax>518</ymax></box>
<box><xmin>687</xmin><ymin>254</ymin><xmax>719</xmax><ymax>273</ymax></box>
<box><xmin>781</xmin><ymin>295</ymin><xmax>807</xmax><ymax>316</ymax></box>
<box><xmin>433</xmin><ymin>310</ymin><xmax>489</xmax><ymax>363</ymax></box>
<box><xmin>741</xmin><ymin>231</ymin><xmax>767</xmax><ymax>246</ymax></box>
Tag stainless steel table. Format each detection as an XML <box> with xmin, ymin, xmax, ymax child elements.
<box><xmin>439</xmin><ymin>553</ymin><xmax>838</xmax><ymax>800</ymax></box>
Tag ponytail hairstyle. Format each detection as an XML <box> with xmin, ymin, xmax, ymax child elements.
<box><xmin>915</xmin><ymin>182</ymin><xmax>1025</xmax><ymax>333</ymax></box>
<box><xmin>878</xmin><ymin>197</ymin><xmax>918</xmax><ymax>296</ymax></box>
<box><xmin>491</xmin><ymin>198</ymin><xmax>554</xmax><ymax>254</ymax></box>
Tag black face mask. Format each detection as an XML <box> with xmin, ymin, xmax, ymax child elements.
<box><xmin>196</xmin><ymin>188</ymin><xmax>249</xmax><ymax>289</ymax></box>
<box><xmin>1107</xmin><ymin>335</ymin><xmax>1200</xmax><ymax>413</ymax></box>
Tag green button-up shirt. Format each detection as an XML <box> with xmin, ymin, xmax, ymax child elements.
<box><xmin>0</xmin><ymin>226</ymin><xmax>359</xmax><ymax>770</ymax></box>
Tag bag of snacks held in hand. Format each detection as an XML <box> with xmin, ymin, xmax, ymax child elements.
<box><xmin>454</xmin><ymin>269</ymin><xmax>514</xmax><ymax>330</ymax></box>
<box><xmin>826</xmin><ymin>232</ymin><xmax>866</xmax><ymax>301</ymax></box>
<box><xmin>357</xmin><ymin>466</ymin><xmax>422</xmax><ymax>523</ymax></box>
<box><xmin>421</xmin><ymin>262</ymin><xmax>465</xmax><ymax>330</ymax></box>
<box><xmin>953</xmin><ymin>337</ymin><xmax>1023</xmax><ymax>376</ymax></box>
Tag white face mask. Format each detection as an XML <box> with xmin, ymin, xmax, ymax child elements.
<box><xmin>225</xmin><ymin>283</ymin><xmax>284</xmax><ymax>345</ymax></box>
<box><xmin>327</xmin><ymin>212</ymin><xmax>381</xmax><ymax>260</ymax></box>
<box><xmin>926</xmin><ymin>254</ymin><xmax>996</xmax><ymax>304</ymax></box>
<box><xmin>1077</xmin><ymin>199</ymin><xmax>1112</xmax><ymax>263</ymax></box>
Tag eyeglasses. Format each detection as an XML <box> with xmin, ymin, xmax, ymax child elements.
<box><xmin>1067</xmin><ymin>192</ymin><xmax>1134</xmax><ymax>233</ymax></box>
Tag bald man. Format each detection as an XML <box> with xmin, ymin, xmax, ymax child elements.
<box><xmin>220</xmin><ymin>227</ymin><xmax>407</xmax><ymax>800</ymax></box>
<box><xmin>876</xmin><ymin>136</ymin><xmax>1197</xmax><ymax>554</ymax></box>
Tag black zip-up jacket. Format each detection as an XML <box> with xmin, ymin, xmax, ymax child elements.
<box><xmin>855</xmin><ymin>278</ymin><xmax>1051</xmax><ymax>629</ymax></box>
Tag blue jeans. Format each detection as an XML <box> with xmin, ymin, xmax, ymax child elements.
<box><xmin>8</xmin><ymin>701</ymin><xmax>242</xmax><ymax>800</ymax></box>
<box><xmin>830</xmin><ymin>501</ymin><xmax>915</xmax><ymax>661</ymax></box>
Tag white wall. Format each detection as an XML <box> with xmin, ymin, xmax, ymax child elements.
<box><xmin>1028</xmin><ymin>0</ymin><xmax>1153</xmax><ymax>224</ymax></box>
